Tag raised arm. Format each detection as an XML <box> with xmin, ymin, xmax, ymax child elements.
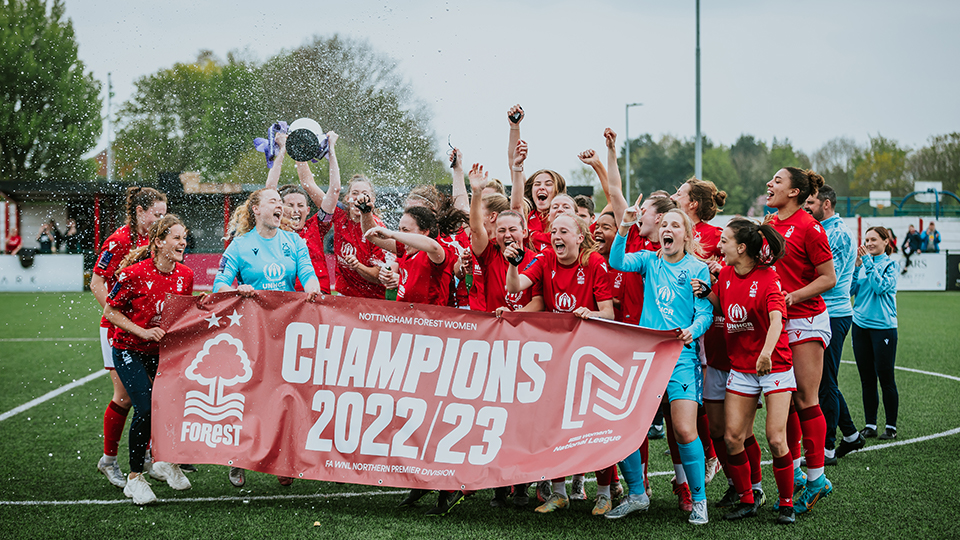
<box><xmin>609</xmin><ymin>202</ymin><xmax>647</xmax><ymax>272</ymax></box>
<box><xmin>321</xmin><ymin>131</ymin><xmax>341</xmax><ymax>214</ymax></box>
<box><xmin>578</xmin><ymin>148</ymin><xmax>608</xmax><ymax>197</ymax></box>
<box><xmin>603</xmin><ymin>128</ymin><xmax>629</xmax><ymax>223</ymax></box>
<box><xmin>264</xmin><ymin>132</ymin><xmax>288</xmax><ymax>191</ymax></box>
<box><xmin>295</xmin><ymin>131</ymin><xmax>340</xmax><ymax>215</ymax></box>
<box><xmin>468</xmin><ymin>163</ymin><xmax>491</xmax><ymax>256</ymax></box>
<box><xmin>506</xmin><ymin>104</ymin><xmax>523</xmax><ymax>164</ymax></box>
<box><xmin>510</xmin><ymin>139</ymin><xmax>528</xmax><ymax>214</ymax></box>
<box><xmin>450</xmin><ymin>148</ymin><xmax>469</xmax><ymax>214</ymax></box>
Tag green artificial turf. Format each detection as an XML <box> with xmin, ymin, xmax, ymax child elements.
<box><xmin>1</xmin><ymin>292</ymin><xmax>958</xmax><ymax>539</ymax></box>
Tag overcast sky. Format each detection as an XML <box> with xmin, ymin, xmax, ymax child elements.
<box><xmin>65</xmin><ymin>0</ymin><xmax>959</xmax><ymax>182</ymax></box>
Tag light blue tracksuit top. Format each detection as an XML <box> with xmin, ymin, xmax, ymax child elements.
<box><xmin>851</xmin><ymin>253</ymin><xmax>898</xmax><ymax>329</ymax></box>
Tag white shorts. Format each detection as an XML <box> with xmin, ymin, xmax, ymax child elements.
<box><xmin>100</xmin><ymin>327</ymin><xmax>115</xmax><ymax>370</ymax></box>
<box><xmin>726</xmin><ymin>368</ymin><xmax>796</xmax><ymax>397</ymax></box>
<box><xmin>785</xmin><ymin>312</ymin><xmax>831</xmax><ymax>349</ymax></box>
<box><xmin>703</xmin><ymin>366</ymin><xmax>728</xmax><ymax>402</ymax></box>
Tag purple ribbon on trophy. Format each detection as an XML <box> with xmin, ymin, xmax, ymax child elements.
<box><xmin>253</xmin><ymin>121</ymin><xmax>289</xmax><ymax>169</ymax></box>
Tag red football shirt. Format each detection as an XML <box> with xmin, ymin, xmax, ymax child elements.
<box><xmin>441</xmin><ymin>229</ymin><xmax>471</xmax><ymax>308</ymax></box>
<box><xmin>95</xmin><ymin>225</ymin><xmax>148</xmax><ymax>330</ymax></box>
<box><xmin>527</xmin><ymin>210</ymin><xmax>551</xmax><ymax>253</ymax></box>
<box><xmin>715</xmin><ymin>265</ymin><xmax>792</xmax><ymax>374</ymax></box>
<box><xmin>322</xmin><ymin>205</ymin><xmax>386</xmax><ymax>299</ymax></box>
<box><xmin>769</xmin><ymin>210</ymin><xmax>833</xmax><ymax>319</ymax></box>
<box><xmin>468</xmin><ymin>250</ymin><xmax>486</xmax><ymax>311</ymax></box>
<box><xmin>107</xmin><ymin>259</ymin><xmax>194</xmax><ymax>354</ymax></box>
<box><xmin>477</xmin><ymin>242</ymin><xmax>537</xmax><ymax>312</ymax></box>
<box><xmin>396</xmin><ymin>241</ymin><xmax>457</xmax><ymax>306</ymax></box>
<box><xmin>694</xmin><ymin>221</ymin><xmax>723</xmax><ymax>260</ymax></box>
<box><xmin>296</xmin><ymin>212</ymin><xmax>332</xmax><ymax>293</ymax></box>
<box><xmin>693</xmin><ymin>221</ymin><xmax>728</xmax><ymax>369</ymax></box>
<box><xmin>522</xmin><ymin>250</ymin><xmax>612</xmax><ymax>313</ymax></box>
<box><xmin>617</xmin><ymin>226</ymin><xmax>655</xmax><ymax>325</ymax></box>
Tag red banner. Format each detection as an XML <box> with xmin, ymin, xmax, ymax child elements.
<box><xmin>154</xmin><ymin>292</ymin><xmax>682</xmax><ymax>490</ymax></box>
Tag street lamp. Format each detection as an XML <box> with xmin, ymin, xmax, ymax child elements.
<box><xmin>625</xmin><ymin>102</ymin><xmax>643</xmax><ymax>202</ymax></box>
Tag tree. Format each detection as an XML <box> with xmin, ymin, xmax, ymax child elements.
<box><xmin>810</xmin><ymin>137</ymin><xmax>860</xmax><ymax>194</ymax></box>
<box><xmin>115</xmin><ymin>51</ymin><xmax>267</xmax><ymax>182</ymax></box>
<box><xmin>729</xmin><ymin>135</ymin><xmax>770</xmax><ymax>214</ymax></box>
<box><xmin>768</xmin><ymin>138</ymin><xmax>810</xmax><ymax>176</ymax></box>
<box><xmin>702</xmin><ymin>146</ymin><xmax>749</xmax><ymax>216</ymax></box>
<box><xmin>259</xmin><ymin>35</ymin><xmax>446</xmax><ymax>186</ymax></box>
<box><xmin>116</xmin><ymin>36</ymin><xmax>448</xmax><ymax>188</ymax></box>
<box><xmin>0</xmin><ymin>0</ymin><xmax>102</xmax><ymax>181</ymax></box>
<box><xmin>626</xmin><ymin>134</ymin><xmax>712</xmax><ymax>196</ymax></box>
<box><xmin>850</xmin><ymin>134</ymin><xmax>911</xmax><ymax>196</ymax></box>
<box><xmin>910</xmin><ymin>132</ymin><xmax>960</xmax><ymax>194</ymax></box>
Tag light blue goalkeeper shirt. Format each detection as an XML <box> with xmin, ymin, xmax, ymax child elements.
<box><xmin>214</xmin><ymin>229</ymin><xmax>317</xmax><ymax>293</ymax></box>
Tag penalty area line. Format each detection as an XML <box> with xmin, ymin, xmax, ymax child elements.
<box><xmin>0</xmin><ymin>370</ymin><xmax>107</xmax><ymax>422</ymax></box>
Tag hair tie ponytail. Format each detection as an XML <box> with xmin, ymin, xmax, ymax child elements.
<box><xmin>759</xmin><ymin>234</ymin><xmax>774</xmax><ymax>266</ymax></box>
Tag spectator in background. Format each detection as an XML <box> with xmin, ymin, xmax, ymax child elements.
<box><xmin>5</xmin><ymin>225</ymin><xmax>22</xmax><ymax>255</ymax></box>
<box><xmin>920</xmin><ymin>222</ymin><xmax>941</xmax><ymax>253</ymax></box>
<box><xmin>574</xmin><ymin>194</ymin><xmax>595</xmax><ymax>226</ymax></box>
<box><xmin>885</xmin><ymin>228</ymin><xmax>897</xmax><ymax>254</ymax></box>
<box><xmin>901</xmin><ymin>224</ymin><xmax>922</xmax><ymax>274</ymax></box>
<box><xmin>184</xmin><ymin>229</ymin><xmax>195</xmax><ymax>255</ymax></box>
<box><xmin>64</xmin><ymin>219</ymin><xmax>81</xmax><ymax>254</ymax></box>
<box><xmin>851</xmin><ymin>226</ymin><xmax>900</xmax><ymax>441</ymax></box>
<box><xmin>36</xmin><ymin>220</ymin><xmax>61</xmax><ymax>254</ymax></box>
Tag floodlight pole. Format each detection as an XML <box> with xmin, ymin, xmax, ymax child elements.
<box><xmin>695</xmin><ymin>0</ymin><xmax>702</xmax><ymax>179</ymax></box>
<box><xmin>625</xmin><ymin>102</ymin><xmax>643</xmax><ymax>202</ymax></box>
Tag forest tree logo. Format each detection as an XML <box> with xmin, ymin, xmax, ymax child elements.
<box><xmin>183</xmin><ymin>333</ymin><xmax>253</xmax><ymax>422</ymax></box>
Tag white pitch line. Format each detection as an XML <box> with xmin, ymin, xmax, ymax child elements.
<box><xmin>840</xmin><ymin>360</ymin><xmax>960</xmax><ymax>382</ymax></box>
<box><xmin>6</xmin><ymin>424</ymin><xmax>959</xmax><ymax>507</ymax></box>
<box><xmin>0</xmin><ymin>370</ymin><xmax>107</xmax><ymax>422</ymax></box>
<box><xmin>0</xmin><ymin>489</ymin><xmax>408</xmax><ymax>506</ymax></box>
<box><xmin>0</xmin><ymin>337</ymin><xmax>98</xmax><ymax>342</ymax></box>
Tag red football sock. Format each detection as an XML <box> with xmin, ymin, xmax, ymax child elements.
<box><xmin>639</xmin><ymin>436</ymin><xmax>649</xmax><ymax>485</ymax></box>
<box><xmin>595</xmin><ymin>465</ymin><xmax>616</xmax><ymax>486</ymax></box>
<box><xmin>773</xmin><ymin>454</ymin><xmax>795</xmax><ymax>508</ymax></box>
<box><xmin>799</xmin><ymin>405</ymin><xmax>827</xmax><ymax>469</ymax></box>
<box><xmin>612</xmin><ymin>463</ymin><xmax>620</xmax><ymax>483</ymax></box>
<box><xmin>744</xmin><ymin>435</ymin><xmax>763</xmax><ymax>484</ymax></box>
<box><xmin>711</xmin><ymin>436</ymin><xmax>731</xmax><ymax>480</ymax></box>
<box><xmin>103</xmin><ymin>400</ymin><xmax>129</xmax><ymax>456</ymax></box>
<box><xmin>726</xmin><ymin>450</ymin><xmax>754</xmax><ymax>504</ymax></box>
<box><xmin>698</xmin><ymin>408</ymin><xmax>716</xmax><ymax>459</ymax></box>
<box><xmin>787</xmin><ymin>406</ymin><xmax>802</xmax><ymax>464</ymax></box>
